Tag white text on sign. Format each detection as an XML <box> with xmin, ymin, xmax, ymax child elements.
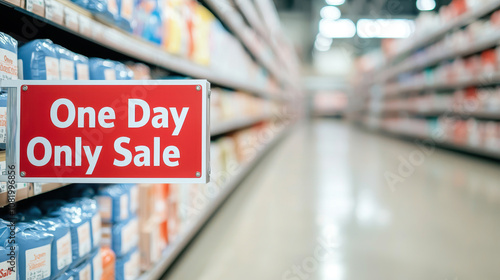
<box><xmin>26</xmin><ymin>98</ymin><xmax>190</xmax><ymax>174</ymax></box>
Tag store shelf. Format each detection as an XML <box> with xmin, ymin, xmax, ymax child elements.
<box><xmin>137</xmin><ymin>125</ymin><xmax>291</xmax><ymax>280</ymax></box>
<box><xmin>380</xmin><ymin>109</ymin><xmax>500</xmax><ymax>120</ymax></box>
<box><xmin>384</xmin><ymin>32</ymin><xmax>500</xmax><ymax>80</ymax></box>
<box><xmin>0</xmin><ymin>0</ymin><xmax>280</xmax><ymax>99</ymax></box>
<box><xmin>380</xmin><ymin>127</ymin><xmax>500</xmax><ymax>160</ymax></box>
<box><xmin>202</xmin><ymin>0</ymin><xmax>287</xmax><ymax>86</ymax></box>
<box><xmin>385</xmin><ymin>72</ymin><xmax>500</xmax><ymax>97</ymax></box>
<box><xmin>388</xmin><ymin>0</ymin><xmax>500</xmax><ymax>64</ymax></box>
<box><xmin>211</xmin><ymin>114</ymin><xmax>271</xmax><ymax>136</ymax></box>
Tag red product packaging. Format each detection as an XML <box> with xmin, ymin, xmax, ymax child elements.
<box><xmin>480</xmin><ymin>49</ymin><xmax>497</xmax><ymax>73</ymax></box>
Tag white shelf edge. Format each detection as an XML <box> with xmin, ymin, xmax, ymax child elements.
<box><xmin>379</xmin><ymin>109</ymin><xmax>500</xmax><ymax>120</ymax></box>
<box><xmin>137</xmin><ymin>126</ymin><xmax>291</xmax><ymax>280</ymax></box>
<box><xmin>379</xmin><ymin>127</ymin><xmax>500</xmax><ymax>159</ymax></box>
<box><xmin>210</xmin><ymin>114</ymin><xmax>271</xmax><ymax>136</ymax></box>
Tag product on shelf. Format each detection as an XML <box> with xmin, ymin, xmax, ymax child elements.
<box><xmin>115</xmin><ymin>62</ymin><xmax>134</xmax><ymax>80</ymax></box>
<box><xmin>54</xmin><ymin>44</ymin><xmax>77</xmax><ymax>80</ymax></box>
<box><xmin>18</xmin><ymin>39</ymin><xmax>59</xmax><ymax>80</ymax></box>
<box><xmin>126</xmin><ymin>62</ymin><xmax>151</xmax><ymax>80</ymax></box>
<box><xmin>16</xmin><ymin>221</ymin><xmax>54</xmax><ymax>280</ymax></box>
<box><xmin>74</xmin><ymin>54</ymin><xmax>90</xmax><ymax>80</ymax></box>
<box><xmin>101</xmin><ymin>216</ymin><xmax>138</xmax><ymax>258</ymax></box>
<box><xmin>0</xmin><ymin>32</ymin><xmax>17</xmax><ymax>150</ymax></box>
<box><xmin>90</xmin><ymin>247</ymin><xmax>103</xmax><ymax>280</ymax></box>
<box><xmin>115</xmin><ymin>248</ymin><xmax>139</xmax><ymax>280</ymax></box>
<box><xmin>89</xmin><ymin>58</ymin><xmax>116</xmax><ymax>80</ymax></box>
<box><xmin>101</xmin><ymin>246</ymin><xmax>116</xmax><ymax>280</ymax></box>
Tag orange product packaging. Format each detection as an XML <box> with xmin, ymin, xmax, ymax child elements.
<box><xmin>162</xmin><ymin>0</ymin><xmax>189</xmax><ymax>56</ymax></box>
<box><xmin>101</xmin><ymin>247</ymin><xmax>116</xmax><ymax>280</ymax></box>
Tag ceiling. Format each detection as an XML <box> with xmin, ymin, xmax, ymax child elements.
<box><xmin>273</xmin><ymin>0</ymin><xmax>452</xmax><ymax>59</ymax></box>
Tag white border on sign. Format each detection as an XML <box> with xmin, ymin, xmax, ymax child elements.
<box><xmin>1</xmin><ymin>79</ymin><xmax>210</xmax><ymax>184</ymax></box>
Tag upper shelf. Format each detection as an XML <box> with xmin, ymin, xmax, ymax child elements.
<box><xmin>0</xmin><ymin>0</ymin><xmax>282</xmax><ymax>100</ymax></box>
<box><xmin>386</xmin><ymin>0</ymin><xmax>500</xmax><ymax>69</ymax></box>
<box><xmin>202</xmin><ymin>0</ymin><xmax>293</xmax><ymax>88</ymax></box>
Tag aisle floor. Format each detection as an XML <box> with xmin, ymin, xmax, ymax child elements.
<box><xmin>164</xmin><ymin>119</ymin><xmax>500</xmax><ymax>280</ymax></box>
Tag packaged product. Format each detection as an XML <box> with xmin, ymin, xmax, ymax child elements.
<box><xmin>88</xmin><ymin>58</ymin><xmax>116</xmax><ymax>80</ymax></box>
<box><xmin>18</xmin><ymin>39</ymin><xmax>60</xmax><ymax>80</ymax></box>
<box><xmin>141</xmin><ymin>0</ymin><xmax>163</xmax><ymax>45</ymax></box>
<box><xmin>0</xmin><ymin>222</ymin><xmax>18</xmax><ymax>280</ymax></box>
<box><xmin>116</xmin><ymin>0</ymin><xmax>134</xmax><ymax>32</ymax></box>
<box><xmin>115</xmin><ymin>248</ymin><xmax>139</xmax><ymax>280</ymax></box>
<box><xmin>115</xmin><ymin>62</ymin><xmax>134</xmax><ymax>80</ymax></box>
<box><xmin>72</xmin><ymin>198</ymin><xmax>101</xmax><ymax>250</ymax></box>
<box><xmin>0</xmin><ymin>32</ymin><xmax>18</xmax><ymax>81</ymax></box>
<box><xmin>139</xmin><ymin>218</ymin><xmax>162</xmax><ymax>270</ymax></box>
<box><xmin>68</xmin><ymin>259</ymin><xmax>91</xmax><ymax>280</ymax></box>
<box><xmin>96</xmin><ymin>185</ymin><xmax>130</xmax><ymax>223</ymax></box>
<box><xmin>70</xmin><ymin>0</ymin><xmax>89</xmax><ymax>9</ymax></box>
<box><xmin>162</xmin><ymin>0</ymin><xmax>187</xmax><ymax>55</ymax></box>
<box><xmin>33</xmin><ymin>217</ymin><xmax>72</xmax><ymax>279</ymax></box>
<box><xmin>101</xmin><ymin>247</ymin><xmax>115</xmax><ymax>280</ymax></box>
<box><xmin>190</xmin><ymin>3</ymin><xmax>214</xmax><ymax>66</ymax></box>
<box><xmin>74</xmin><ymin>54</ymin><xmax>90</xmax><ymax>80</ymax></box>
<box><xmin>54</xmin><ymin>45</ymin><xmax>76</xmax><ymax>80</ymax></box>
<box><xmin>87</xmin><ymin>0</ymin><xmax>118</xmax><ymax>24</ymax></box>
<box><xmin>101</xmin><ymin>216</ymin><xmax>138</xmax><ymax>257</ymax></box>
<box><xmin>16</xmin><ymin>222</ymin><xmax>54</xmax><ymax>280</ymax></box>
<box><xmin>90</xmin><ymin>248</ymin><xmax>102</xmax><ymax>280</ymax></box>
<box><xmin>45</xmin><ymin>202</ymin><xmax>92</xmax><ymax>268</ymax></box>
<box><xmin>126</xmin><ymin>63</ymin><xmax>151</xmax><ymax>80</ymax></box>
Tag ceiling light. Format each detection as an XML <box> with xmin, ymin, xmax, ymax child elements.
<box><xmin>319</xmin><ymin>19</ymin><xmax>356</xmax><ymax>38</ymax></box>
<box><xmin>326</xmin><ymin>0</ymin><xmax>345</xmax><ymax>6</ymax></box>
<box><xmin>320</xmin><ymin>6</ymin><xmax>341</xmax><ymax>20</ymax></box>
<box><xmin>416</xmin><ymin>0</ymin><xmax>436</xmax><ymax>11</ymax></box>
<box><xmin>357</xmin><ymin>19</ymin><xmax>415</xmax><ymax>38</ymax></box>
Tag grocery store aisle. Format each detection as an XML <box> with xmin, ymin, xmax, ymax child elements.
<box><xmin>164</xmin><ymin>119</ymin><xmax>500</xmax><ymax>280</ymax></box>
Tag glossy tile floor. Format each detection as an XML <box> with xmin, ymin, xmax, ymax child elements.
<box><xmin>164</xmin><ymin>119</ymin><xmax>500</xmax><ymax>280</ymax></box>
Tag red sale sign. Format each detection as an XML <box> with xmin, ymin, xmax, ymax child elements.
<box><xmin>10</xmin><ymin>80</ymin><xmax>209</xmax><ymax>184</ymax></box>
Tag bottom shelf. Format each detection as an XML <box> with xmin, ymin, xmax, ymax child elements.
<box><xmin>137</xmin><ymin>126</ymin><xmax>291</xmax><ymax>280</ymax></box>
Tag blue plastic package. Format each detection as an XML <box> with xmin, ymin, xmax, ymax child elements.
<box><xmin>103</xmin><ymin>216</ymin><xmax>137</xmax><ymax>258</ymax></box>
<box><xmin>54</xmin><ymin>45</ymin><xmax>76</xmax><ymax>80</ymax></box>
<box><xmin>125</xmin><ymin>184</ymin><xmax>138</xmax><ymax>216</ymax></box>
<box><xmin>141</xmin><ymin>0</ymin><xmax>162</xmax><ymax>45</ymax></box>
<box><xmin>88</xmin><ymin>0</ymin><xmax>118</xmax><ymax>25</ymax></box>
<box><xmin>72</xmin><ymin>198</ymin><xmax>101</xmax><ymax>250</ymax></box>
<box><xmin>69</xmin><ymin>0</ymin><xmax>88</xmax><ymax>9</ymax></box>
<box><xmin>33</xmin><ymin>217</ymin><xmax>72</xmax><ymax>279</ymax></box>
<box><xmin>0</xmin><ymin>32</ymin><xmax>18</xmax><ymax>80</ymax></box>
<box><xmin>0</xmin><ymin>222</ymin><xmax>18</xmax><ymax>280</ymax></box>
<box><xmin>74</xmin><ymin>54</ymin><xmax>90</xmax><ymax>80</ymax></box>
<box><xmin>89</xmin><ymin>58</ymin><xmax>116</xmax><ymax>80</ymax></box>
<box><xmin>16</xmin><ymin>222</ymin><xmax>54</xmax><ymax>280</ymax></box>
<box><xmin>115</xmin><ymin>62</ymin><xmax>133</xmax><ymax>80</ymax></box>
<box><xmin>0</xmin><ymin>32</ymin><xmax>18</xmax><ymax>150</ymax></box>
<box><xmin>115</xmin><ymin>248</ymin><xmax>139</xmax><ymax>280</ymax></box>
<box><xmin>18</xmin><ymin>39</ymin><xmax>60</xmax><ymax>80</ymax></box>
<box><xmin>90</xmin><ymin>248</ymin><xmax>102</xmax><ymax>280</ymax></box>
<box><xmin>68</xmin><ymin>258</ymin><xmax>91</xmax><ymax>280</ymax></box>
<box><xmin>96</xmin><ymin>185</ymin><xmax>130</xmax><ymax>223</ymax></box>
<box><xmin>47</xmin><ymin>203</ymin><xmax>92</xmax><ymax>269</ymax></box>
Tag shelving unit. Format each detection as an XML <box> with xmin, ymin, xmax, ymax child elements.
<box><xmin>0</xmin><ymin>0</ymin><xmax>283</xmax><ymax>99</ymax></box>
<box><xmin>385</xmin><ymin>0</ymin><xmax>500</xmax><ymax>67</ymax></box>
<box><xmin>137</xmin><ymin>126</ymin><xmax>290</xmax><ymax>280</ymax></box>
<box><xmin>353</xmin><ymin>0</ymin><xmax>500</xmax><ymax>160</ymax></box>
<box><xmin>0</xmin><ymin>0</ymin><xmax>300</xmax><ymax>278</ymax></box>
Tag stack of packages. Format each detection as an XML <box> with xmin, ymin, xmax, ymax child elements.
<box><xmin>96</xmin><ymin>184</ymin><xmax>139</xmax><ymax>280</ymax></box>
<box><xmin>0</xmin><ymin>185</ymin><xmax>102</xmax><ymax>280</ymax></box>
<box><xmin>136</xmin><ymin>184</ymin><xmax>170</xmax><ymax>271</ymax></box>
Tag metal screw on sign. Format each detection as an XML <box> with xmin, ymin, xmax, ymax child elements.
<box><xmin>196</xmin><ymin>172</ymin><xmax>201</xmax><ymax>178</ymax></box>
<box><xmin>20</xmin><ymin>171</ymin><xmax>26</xmax><ymax>177</ymax></box>
<box><xmin>196</xmin><ymin>85</ymin><xmax>201</xmax><ymax>91</ymax></box>
<box><xmin>22</xmin><ymin>85</ymin><xmax>28</xmax><ymax>91</ymax></box>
